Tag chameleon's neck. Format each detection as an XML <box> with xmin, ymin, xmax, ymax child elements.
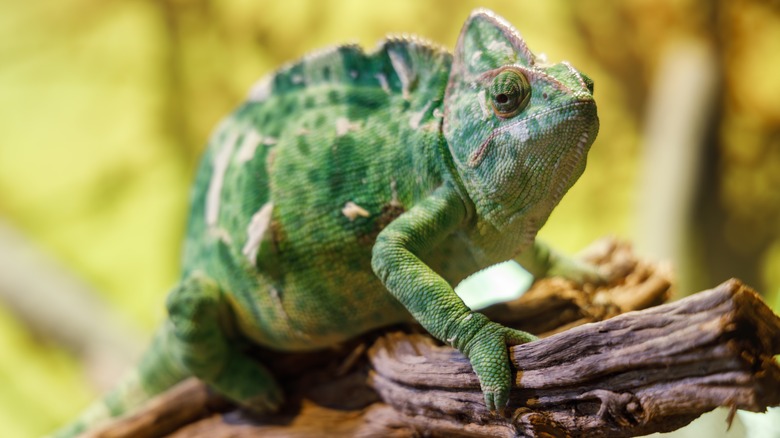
<box><xmin>436</xmin><ymin>138</ymin><xmax>546</xmax><ymax>267</ymax></box>
<box><xmin>470</xmin><ymin>209</ymin><xmax>548</xmax><ymax>266</ymax></box>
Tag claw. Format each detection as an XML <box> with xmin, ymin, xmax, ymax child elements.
<box><xmin>457</xmin><ymin>316</ymin><xmax>531</xmax><ymax>417</ymax></box>
<box><xmin>243</xmin><ymin>386</ymin><xmax>285</xmax><ymax>414</ymax></box>
<box><xmin>485</xmin><ymin>392</ymin><xmax>495</xmax><ymax>412</ymax></box>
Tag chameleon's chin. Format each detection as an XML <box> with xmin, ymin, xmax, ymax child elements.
<box><xmin>536</xmin><ymin>101</ymin><xmax>599</xmax><ymax>211</ymax></box>
<box><xmin>547</xmin><ymin>129</ymin><xmax>591</xmax><ymax>209</ymax></box>
<box><xmin>501</xmin><ymin>121</ymin><xmax>595</xmax><ymax>230</ymax></box>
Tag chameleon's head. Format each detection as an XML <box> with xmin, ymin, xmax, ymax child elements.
<box><xmin>443</xmin><ymin>9</ymin><xmax>599</xmax><ymax>234</ymax></box>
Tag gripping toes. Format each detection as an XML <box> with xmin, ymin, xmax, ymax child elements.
<box><xmin>234</xmin><ymin>373</ymin><xmax>284</xmax><ymax>414</ymax></box>
<box><xmin>466</xmin><ymin>323</ymin><xmax>537</xmax><ymax>412</ymax></box>
<box><xmin>215</xmin><ymin>355</ymin><xmax>285</xmax><ymax>414</ymax></box>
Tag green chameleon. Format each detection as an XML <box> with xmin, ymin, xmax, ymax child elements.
<box><xmin>53</xmin><ymin>8</ymin><xmax>599</xmax><ymax>437</ymax></box>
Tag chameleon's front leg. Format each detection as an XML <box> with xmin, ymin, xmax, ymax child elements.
<box><xmin>166</xmin><ymin>274</ymin><xmax>283</xmax><ymax>412</ymax></box>
<box><xmin>372</xmin><ymin>185</ymin><xmax>537</xmax><ymax>412</ymax></box>
<box><xmin>515</xmin><ymin>240</ymin><xmax>604</xmax><ymax>284</ymax></box>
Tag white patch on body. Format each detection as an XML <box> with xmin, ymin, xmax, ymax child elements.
<box><xmin>206</xmin><ymin>132</ymin><xmax>238</xmax><ymax>226</ymax></box>
<box><xmin>470</xmin><ymin>50</ymin><xmax>483</xmax><ymax>64</ymax></box>
<box><xmin>268</xmin><ymin>285</ymin><xmax>312</xmax><ymax>339</ymax></box>
<box><xmin>341</xmin><ymin>201</ymin><xmax>370</xmax><ymax>221</ymax></box>
<box><xmin>477</xmin><ymin>89</ymin><xmax>490</xmax><ymax>120</ymax></box>
<box><xmin>409</xmin><ymin>102</ymin><xmax>432</xmax><ymax>129</ymax></box>
<box><xmin>375</xmin><ymin>73</ymin><xmax>391</xmax><ymax>94</ymax></box>
<box><xmin>247</xmin><ymin>75</ymin><xmax>273</xmax><ymax>102</ymax></box>
<box><xmin>513</xmin><ymin>121</ymin><xmax>532</xmax><ymax>143</ymax></box>
<box><xmin>336</xmin><ymin>117</ymin><xmax>361</xmax><ymax>136</ymax></box>
<box><xmin>242</xmin><ymin>202</ymin><xmax>274</xmax><ymax>263</ymax></box>
<box><xmin>236</xmin><ymin>130</ymin><xmax>262</xmax><ymax>164</ymax></box>
<box><xmin>268</xmin><ymin>286</ymin><xmax>289</xmax><ymax>320</ymax></box>
<box><xmin>388</xmin><ymin>50</ymin><xmax>413</xmax><ymax>100</ymax></box>
<box><xmin>237</xmin><ymin>131</ymin><xmax>278</xmax><ymax>164</ymax></box>
<box><xmin>209</xmin><ymin>227</ymin><xmax>233</xmax><ymax>245</ymax></box>
<box><xmin>387</xmin><ymin>179</ymin><xmax>403</xmax><ymax>210</ymax></box>
<box><xmin>266</xmin><ymin>148</ymin><xmax>278</xmax><ymax>169</ymax></box>
<box><xmin>487</xmin><ymin>40</ymin><xmax>513</xmax><ymax>60</ymax></box>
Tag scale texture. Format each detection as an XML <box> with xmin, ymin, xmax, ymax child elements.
<box><xmin>52</xmin><ymin>8</ymin><xmax>599</xmax><ymax>437</ymax></box>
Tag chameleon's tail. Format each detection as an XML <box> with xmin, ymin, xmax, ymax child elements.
<box><xmin>49</xmin><ymin>322</ymin><xmax>189</xmax><ymax>438</ymax></box>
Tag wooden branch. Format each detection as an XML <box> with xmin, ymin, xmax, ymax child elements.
<box><xmin>370</xmin><ymin>279</ymin><xmax>780</xmax><ymax>437</ymax></box>
<box><xmin>84</xmin><ymin>239</ymin><xmax>780</xmax><ymax>437</ymax></box>
<box><xmin>482</xmin><ymin>238</ymin><xmax>673</xmax><ymax>336</ymax></box>
<box><xmin>83</xmin><ymin>379</ymin><xmax>232</xmax><ymax>438</ymax></box>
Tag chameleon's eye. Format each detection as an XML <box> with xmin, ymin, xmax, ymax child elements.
<box><xmin>489</xmin><ymin>68</ymin><xmax>530</xmax><ymax>118</ymax></box>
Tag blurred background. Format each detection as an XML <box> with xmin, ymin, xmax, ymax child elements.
<box><xmin>1</xmin><ymin>0</ymin><xmax>779</xmax><ymax>436</ymax></box>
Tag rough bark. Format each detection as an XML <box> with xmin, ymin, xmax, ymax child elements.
<box><xmin>84</xmin><ymin>239</ymin><xmax>780</xmax><ymax>437</ymax></box>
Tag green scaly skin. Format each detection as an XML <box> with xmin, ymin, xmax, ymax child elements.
<box><xmin>52</xmin><ymin>9</ymin><xmax>599</xmax><ymax>437</ymax></box>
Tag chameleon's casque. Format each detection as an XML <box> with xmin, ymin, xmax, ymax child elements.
<box><xmin>53</xmin><ymin>9</ymin><xmax>598</xmax><ymax>437</ymax></box>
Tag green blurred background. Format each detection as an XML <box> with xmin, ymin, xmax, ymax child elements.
<box><xmin>1</xmin><ymin>0</ymin><xmax>779</xmax><ymax>436</ymax></box>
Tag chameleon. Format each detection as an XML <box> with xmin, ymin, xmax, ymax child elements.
<box><xmin>52</xmin><ymin>8</ymin><xmax>599</xmax><ymax>437</ymax></box>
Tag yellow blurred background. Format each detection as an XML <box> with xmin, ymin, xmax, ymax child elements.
<box><xmin>1</xmin><ymin>0</ymin><xmax>779</xmax><ymax>436</ymax></box>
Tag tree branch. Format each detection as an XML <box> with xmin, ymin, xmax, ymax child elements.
<box><xmin>370</xmin><ymin>279</ymin><xmax>780</xmax><ymax>437</ymax></box>
<box><xmin>84</xmin><ymin>239</ymin><xmax>780</xmax><ymax>437</ymax></box>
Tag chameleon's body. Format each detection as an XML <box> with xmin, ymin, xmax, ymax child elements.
<box><xmin>54</xmin><ymin>9</ymin><xmax>598</xmax><ymax>437</ymax></box>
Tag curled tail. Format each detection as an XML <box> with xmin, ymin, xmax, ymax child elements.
<box><xmin>50</xmin><ymin>323</ymin><xmax>189</xmax><ymax>438</ymax></box>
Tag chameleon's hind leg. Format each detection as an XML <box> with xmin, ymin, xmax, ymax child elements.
<box><xmin>166</xmin><ymin>273</ymin><xmax>283</xmax><ymax>412</ymax></box>
<box><xmin>515</xmin><ymin>240</ymin><xmax>605</xmax><ymax>285</ymax></box>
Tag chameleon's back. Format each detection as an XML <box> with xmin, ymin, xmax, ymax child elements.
<box><xmin>180</xmin><ymin>39</ymin><xmax>456</xmax><ymax>350</ymax></box>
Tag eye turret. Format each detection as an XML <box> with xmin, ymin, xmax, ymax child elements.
<box><xmin>489</xmin><ymin>68</ymin><xmax>530</xmax><ymax>118</ymax></box>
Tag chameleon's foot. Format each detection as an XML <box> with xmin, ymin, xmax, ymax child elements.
<box><xmin>516</xmin><ymin>241</ymin><xmax>606</xmax><ymax>286</ymax></box>
<box><xmin>213</xmin><ymin>355</ymin><xmax>284</xmax><ymax>414</ymax></box>
<box><xmin>166</xmin><ymin>274</ymin><xmax>284</xmax><ymax>414</ymax></box>
<box><xmin>455</xmin><ymin>314</ymin><xmax>537</xmax><ymax>412</ymax></box>
<box><xmin>548</xmin><ymin>254</ymin><xmax>606</xmax><ymax>285</ymax></box>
